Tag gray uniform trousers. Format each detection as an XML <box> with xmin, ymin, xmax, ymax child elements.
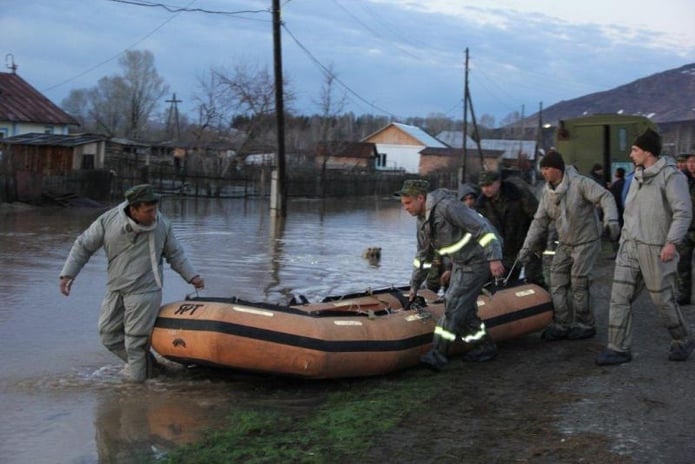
<box><xmin>98</xmin><ymin>290</ymin><xmax>162</xmax><ymax>382</ymax></box>
<box><xmin>433</xmin><ymin>262</ymin><xmax>491</xmax><ymax>355</ymax></box>
<box><xmin>608</xmin><ymin>240</ymin><xmax>691</xmax><ymax>352</ymax></box>
<box><xmin>548</xmin><ymin>240</ymin><xmax>600</xmax><ymax>330</ymax></box>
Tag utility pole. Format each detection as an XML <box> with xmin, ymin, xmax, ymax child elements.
<box><xmin>165</xmin><ymin>93</ymin><xmax>182</xmax><ymax>141</ymax></box>
<box><xmin>533</xmin><ymin>101</ymin><xmax>544</xmax><ymax>185</ymax></box>
<box><xmin>460</xmin><ymin>48</ymin><xmax>469</xmax><ymax>186</ymax></box>
<box><xmin>271</xmin><ymin>0</ymin><xmax>287</xmax><ymax>217</ymax></box>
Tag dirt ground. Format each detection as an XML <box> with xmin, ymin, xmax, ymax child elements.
<box><xmin>359</xmin><ymin>246</ymin><xmax>695</xmax><ymax>464</ymax></box>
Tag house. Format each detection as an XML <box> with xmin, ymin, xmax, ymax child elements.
<box><xmin>315</xmin><ymin>141</ymin><xmax>377</xmax><ymax>170</ymax></box>
<box><xmin>419</xmin><ymin>146</ymin><xmax>504</xmax><ymax>178</ymax></box>
<box><xmin>0</xmin><ymin>71</ymin><xmax>79</xmax><ymax>138</ymax></box>
<box><xmin>361</xmin><ymin>122</ymin><xmax>447</xmax><ymax>173</ymax></box>
<box><xmin>437</xmin><ymin>130</ymin><xmax>538</xmax><ymax>177</ymax></box>
<box><xmin>1</xmin><ymin>132</ymin><xmax>108</xmax><ymax>201</ymax></box>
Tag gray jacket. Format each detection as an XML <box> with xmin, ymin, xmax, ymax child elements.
<box><xmin>410</xmin><ymin>189</ymin><xmax>503</xmax><ymax>290</ymax></box>
<box><xmin>60</xmin><ymin>201</ymin><xmax>198</xmax><ymax>294</ymax></box>
<box><xmin>622</xmin><ymin>156</ymin><xmax>692</xmax><ymax>246</ymax></box>
<box><xmin>523</xmin><ymin>166</ymin><xmax>618</xmax><ymax>249</ymax></box>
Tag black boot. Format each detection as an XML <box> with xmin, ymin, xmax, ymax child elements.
<box><xmin>463</xmin><ymin>335</ymin><xmax>498</xmax><ymax>362</ymax></box>
<box><xmin>420</xmin><ymin>349</ymin><xmax>448</xmax><ymax>371</ymax></box>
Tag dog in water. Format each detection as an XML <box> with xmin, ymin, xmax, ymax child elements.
<box><xmin>363</xmin><ymin>247</ymin><xmax>382</xmax><ymax>265</ymax></box>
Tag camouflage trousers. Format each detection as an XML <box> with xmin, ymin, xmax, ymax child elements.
<box><xmin>607</xmin><ymin>240</ymin><xmax>691</xmax><ymax>352</ymax></box>
<box><xmin>432</xmin><ymin>262</ymin><xmax>491</xmax><ymax>355</ymax></box>
<box><xmin>98</xmin><ymin>290</ymin><xmax>162</xmax><ymax>382</ymax></box>
<box><xmin>547</xmin><ymin>240</ymin><xmax>600</xmax><ymax>330</ymax></box>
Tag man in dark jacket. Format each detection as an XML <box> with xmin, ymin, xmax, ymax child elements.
<box><xmin>676</xmin><ymin>153</ymin><xmax>695</xmax><ymax>305</ymax></box>
<box><xmin>477</xmin><ymin>171</ymin><xmax>543</xmax><ymax>286</ymax></box>
<box><xmin>398</xmin><ymin>179</ymin><xmax>505</xmax><ymax>370</ymax></box>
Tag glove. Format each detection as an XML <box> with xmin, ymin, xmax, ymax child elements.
<box><xmin>518</xmin><ymin>248</ymin><xmax>532</xmax><ymax>265</ymax></box>
<box><xmin>606</xmin><ymin>222</ymin><xmax>621</xmax><ymax>242</ymax></box>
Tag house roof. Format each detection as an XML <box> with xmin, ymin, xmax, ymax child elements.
<box><xmin>0</xmin><ymin>72</ymin><xmax>79</xmax><ymax>126</ymax></box>
<box><xmin>317</xmin><ymin>141</ymin><xmax>377</xmax><ymax>159</ymax></box>
<box><xmin>362</xmin><ymin>122</ymin><xmax>447</xmax><ymax>148</ymax></box>
<box><xmin>436</xmin><ymin>130</ymin><xmax>538</xmax><ymax>159</ymax></box>
<box><xmin>435</xmin><ymin>130</ymin><xmax>478</xmax><ymax>148</ymax></box>
<box><xmin>420</xmin><ymin>146</ymin><xmax>504</xmax><ymax>159</ymax></box>
<box><xmin>1</xmin><ymin>132</ymin><xmax>106</xmax><ymax>147</ymax></box>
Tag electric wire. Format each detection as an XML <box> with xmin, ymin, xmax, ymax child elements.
<box><xmin>282</xmin><ymin>23</ymin><xmax>399</xmax><ymax>119</ymax></box>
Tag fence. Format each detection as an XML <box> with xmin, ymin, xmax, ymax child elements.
<box><xmin>1</xmin><ymin>163</ymin><xmax>457</xmax><ymax>204</ymax></box>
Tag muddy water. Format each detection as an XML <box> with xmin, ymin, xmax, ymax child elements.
<box><xmin>0</xmin><ymin>196</ymin><xmax>415</xmax><ymax>464</ymax></box>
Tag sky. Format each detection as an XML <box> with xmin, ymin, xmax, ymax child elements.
<box><xmin>1</xmin><ymin>0</ymin><xmax>694</xmax><ymax>127</ymax></box>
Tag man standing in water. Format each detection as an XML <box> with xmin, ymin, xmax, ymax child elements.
<box><xmin>59</xmin><ymin>184</ymin><xmax>204</xmax><ymax>382</ymax></box>
<box><xmin>398</xmin><ymin>179</ymin><xmax>504</xmax><ymax>371</ymax></box>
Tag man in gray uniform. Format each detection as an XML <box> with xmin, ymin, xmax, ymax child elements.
<box><xmin>59</xmin><ymin>184</ymin><xmax>204</xmax><ymax>382</ymax></box>
<box><xmin>398</xmin><ymin>179</ymin><xmax>505</xmax><ymax>371</ymax></box>
<box><xmin>597</xmin><ymin>129</ymin><xmax>695</xmax><ymax>365</ymax></box>
<box><xmin>519</xmin><ymin>150</ymin><xmax>620</xmax><ymax>341</ymax></box>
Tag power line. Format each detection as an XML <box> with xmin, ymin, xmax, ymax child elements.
<box><xmin>282</xmin><ymin>23</ymin><xmax>399</xmax><ymax>119</ymax></box>
<box><xmin>330</xmin><ymin>0</ymin><xmax>422</xmax><ymax>61</ymax></box>
<box><xmin>42</xmin><ymin>0</ymin><xmax>270</xmax><ymax>94</ymax></box>
<box><xmin>107</xmin><ymin>0</ymin><xmax>270</xmax><ymax>18</ymax></box>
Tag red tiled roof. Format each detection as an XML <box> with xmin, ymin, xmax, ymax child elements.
<box><xmin>0</xmin><ymin>72</ymin><xmax>78</xmax><ymax>126</ymax></box>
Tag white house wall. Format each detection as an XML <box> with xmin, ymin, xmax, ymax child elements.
<box><xmin>0</xmin><ymin>121</ymin><xmax>70</xmax><ymax>137</ymax></box>
<box><xmin>374</xmin><ymin>144</ymin><xmax>423</xmax><ymax>173</ymax></box>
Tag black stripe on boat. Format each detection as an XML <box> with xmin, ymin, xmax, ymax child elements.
<box><xmin>155</xmin><ymin>317</ymin><xmax>432</xmax><ymax>352</ymax></box>
<box><xmin>154</xmin><ymin>302</ymin><xmax>552</xmax><ymax>352</ymax></box>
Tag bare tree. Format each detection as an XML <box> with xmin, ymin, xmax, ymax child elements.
<box><xmin>314</xmin><ymin>63</ymin><xmax>347</xmax><ymax>142</ymax></box>
<box><xmin>60</xmin><ymin>49</ymin><xmax>168</xmax><ymax>139</ymax></box>
<box><xmin>119</xmin><ymin>50</ymin><xmax>169</xmax><ymax>138</ymax></box>
<box><xmin>88</xmin><ymin>75</ymin><xmax>129</xmax><ymax>137</ymax></box>
<box><xmin>190</xmin><ymin>70</ymin><xmax>229</xmax><ymax>142</ymax></box>
<box><xmin>61</xmin><ymin>88</ymin><xmax>91</xmax><ymax>130</ymax></box>
<box><xmin>214</xmin><ymin>63</ymin><xmax>294</xmax><ymax>154</ymax></box>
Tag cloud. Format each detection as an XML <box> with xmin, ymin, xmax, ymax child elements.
<box><xmin>1</xmin><ymin>0</ymin><xmax>693</xmax><ymax>127</ymax></box>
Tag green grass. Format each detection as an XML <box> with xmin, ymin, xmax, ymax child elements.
<box><xmin>153</xmin><ymin>369</ymin><xmax>444</xmax><ymax>463</ymax></box>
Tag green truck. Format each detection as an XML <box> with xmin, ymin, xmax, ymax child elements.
<box><xmin>553</xmin><ymin>114</ymin><xmax>658</xmax><ymax>185</ymax></box>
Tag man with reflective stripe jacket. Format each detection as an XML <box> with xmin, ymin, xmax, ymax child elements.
<box><xmin>397</xmin><ymin>179</ymin><xmax>504</xmax><ymax>371</ymax></box>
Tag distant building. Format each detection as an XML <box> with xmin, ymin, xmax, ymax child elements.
<box><xmin>436</xmin><ymin>130</ymin><xmax>538</xmax><ymax>181</ymax></box>
<box><xmin>0</xmin><ymin>71</ymin><xmax>79</xmax><ymax>138</ymax></box>
<box><xmin>361</xmin><ymin>122</ymin><xmax>447</xmax><ymax>173</ymax></box>
<box><xmin>1</xmin><ymin>132</ymin><xmax>108</xmax><ymax>202</ymax></box>
<box><xmin>315</xmin><ymin>141</ymin><xmax>377</xmax><ymax>170</ymax></box>
<box><xmin>419</xmin><ymin>146</ymin><xmax>504</xmax><ymax>178</ymax></box>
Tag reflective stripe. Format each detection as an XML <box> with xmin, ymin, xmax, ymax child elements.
<box><xmin>435</xmin><ymin>322</ymin><xmax>488</xmax><ymax>343</ymax></box>
<box><xmin>542</xmin><ymin>250</ymin><xmax>556</xmax><ymax>256</ymax></box>
<box><xmin>437</xmin><ymin>233</ymin><xmax>472</xmax><ymax>255</ymax></box>
<box><xmin>437</xmin><ymin>232</ymin><xmax>498</xmax><ymax>256</ymax></box>
<box><xmin>461</xmin><ymin>322</ymin><xmax>487</xmax><ymax>343</ymax></box>
<box><xmin>413</xmin><ymin>258</ymin><xmax>432</xmax><ymax>270</ymax></box>
<box><xmin>477</xmin><ymin>232</ymin><xmax>496</xmax><ymax>248</ymax></box>
<box><xmin>434</xmin><ymin>325</ymin><xmax>457</xmax><ymax>342</ymax></box>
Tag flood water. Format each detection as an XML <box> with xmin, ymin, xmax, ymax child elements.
<box><xmin>0</xmin><ymin>196</ymin><xmax>416</xmax><ymax>464</ymax></box>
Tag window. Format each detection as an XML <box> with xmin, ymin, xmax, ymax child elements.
<box><xmin>376</xmin><ymin>152</ymin><xmax>387</xmax><ymax>168</ymax></box>
<box><xmin>81</xmin><ymin>154</ymin><xmax>95</xmax><ymax>170</ymax></box>
<box><xmin>618</xmin><ymin>128</ymin><xmax>628</xmax><ymax>151</ymax></box>
<box><xmin>44</xmin><ymin>125</ymin><xmax>54</xmax><ymax>134</ymax></box>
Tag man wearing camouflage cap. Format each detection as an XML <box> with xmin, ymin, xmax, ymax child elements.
<box><xmin>397</xmin><ymin>179</ymin><xmax>505</xmax><ymax>370</ymax></box>
<box><xmin>476</xmin><ymin>170</ymin><xmax>544</xmax><ymax>286</ymax></box>
<box><xmin>59</xmin><ymin>184</ymin><xmax>204</xmax><ymax>382</ymax></box>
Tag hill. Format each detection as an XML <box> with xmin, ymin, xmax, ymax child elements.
<box><xmin>529</xmin><ymin>63</ymin><xmax>695</xmax><ymax>124</ymax></box>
